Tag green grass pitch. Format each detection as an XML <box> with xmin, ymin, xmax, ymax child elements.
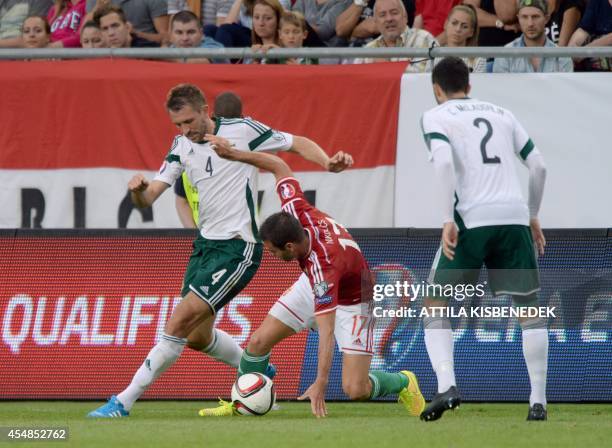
<box><xmin>1</xmin><ymin>401</ymin><xmax>610</xmax><ymax>448</ymax></box>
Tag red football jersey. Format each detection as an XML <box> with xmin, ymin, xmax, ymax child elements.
<box><xmin>276</xmin><ymin>177</ymin><xmax>372</xmax><ymax>315</ymax></box>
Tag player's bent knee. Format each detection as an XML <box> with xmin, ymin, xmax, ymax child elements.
<box><xmin>247</xmin><ymin>330</ymin><xmax>274</xmax><ymax>356</ymax></box>
<box><xmin>186</xmin><ymin>334</ymin><xmax>213</xmax><ymax>351</ymax></box>
<box><xmin>343</xmin><ymin>381</ymin><xmax>370</xmax><ymax>401</ymax></box>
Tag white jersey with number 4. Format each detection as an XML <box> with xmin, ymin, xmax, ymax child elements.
<box><xmin>155</xmin><ymin>117</ymin><xmax>293</xmax><ymax>242</ymax></box>
<box><xmin>421</xmin><ymin>98</ymin><xmax>539</xmax><ymax>229</ymax></box>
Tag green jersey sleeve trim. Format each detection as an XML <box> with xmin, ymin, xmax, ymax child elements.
<box><xmin>453</xmin><ymin>193</ymin><xmax>466</xmax><ymax>232</ymax></box>
<box><xmin>243</xmin><ymin>118</ymin><xmax>268</xmax><ymax>134</ymax></box>
<box><xmin>166</xmin><ymin>136</ymin><xmax>180</xmax><ymax>156</ymax></box>
<box><xmin>423</xmin><ymin>132</ymin><xmax>450</xmax><ymax>150</ymax></box>
<box><xmin>248</xmin><ymin>129</ymin><xmax>273</xmax><ymax>150</ymax></box>
<box><xmin>165</xmin><ymin>154</ymin><xmax>180</xmax><ymax>163</ymax></box>
<box><xmin>246</xmin><ymin>183</ymin><xmax>260</xmax><ymax>242</ymax></box>
<box><xmin>519</xmin><ymin>139</ymin><xmax>535</xmax><ymax>160</ymax></box>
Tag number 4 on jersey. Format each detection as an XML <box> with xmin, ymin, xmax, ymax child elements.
<box><xmin>211</xmin><ymin>269</ymin><xmax>227</xmax><ymax>285</ymax></box>
<box><xmin>205</xmin><ymin>156</ymin><xmax>214</xmax><ymax>176</ymax></box>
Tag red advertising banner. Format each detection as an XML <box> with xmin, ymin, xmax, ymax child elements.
<box><xmin>0</xmin><ymin>60</ymin><xmax>405</xmax><ymax>172</ymax></box>
<box><xmin>0</xmin><ymin>233</ymin><xmax>305</xmax><ymax>399</ymax></box>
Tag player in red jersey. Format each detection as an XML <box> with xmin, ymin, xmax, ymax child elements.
<box><xmin>198</xmin><ymin>134</ymin><xmax>426</xmax><ymax>418</ymax></box>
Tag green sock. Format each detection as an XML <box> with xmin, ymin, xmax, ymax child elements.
<box><xmin>368</xmin><ymin>371</ymin><xmax>409</xmax><ymax>399</ymax></box>
<box><xmin>238</xmin><ymin>350</ymin><xmax>270</xmax><ymax>376</ymax></box>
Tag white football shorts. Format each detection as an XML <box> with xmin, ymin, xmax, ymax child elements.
<box><xmin>268</xmin><ymin>273</ymin><xmax>374</xmax><ymax>355</ymax></box>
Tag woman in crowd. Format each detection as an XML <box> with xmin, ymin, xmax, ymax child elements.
<box><xmin>438</xmin><ymin>4</ymin><xmax>486</xmax><ymax>72</ymax></box>
<box><xmin>22</xmin><ymin>15</ymin><xmax>51</xmax><ymax>48</ymax></box>
<box><xmin>46</xmin><ymin>0</ymin><xmax>86</xmax><ymax>47</ymax></box>
<box><xmin>250</xmin><ymin>0</ymin><xmax>283</xmax><ymax>58</ymax></box>
<box><xmin>80</xmin><ymin>20</ymin><xmax>105</xmax><ymax>48</ymax></box>
<box><xmin>208</xmin><ymin>0</ymin><xmax>290</xmax><ymax>48</ymax></box>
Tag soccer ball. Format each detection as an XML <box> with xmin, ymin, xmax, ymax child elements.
<box><xmin>231</xmin><ymin>373</ymin><xmax>276</xmax><ymax>416</ymax></box>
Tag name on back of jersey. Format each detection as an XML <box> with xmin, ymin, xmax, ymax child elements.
<box><xmin>318</xmin><ymin>218</ymin><xmax>336</xmax><ymax>245</ymax></box>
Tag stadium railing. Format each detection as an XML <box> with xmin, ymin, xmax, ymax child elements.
<box><xmin>0</xmin><ymin>46</ymin><xmax>611</xmax><ymax>61</ymax></box>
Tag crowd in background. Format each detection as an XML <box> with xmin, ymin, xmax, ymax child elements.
<box><xmin>0</xmin><ymin>0</ymin><xmax>610</xmax><ymax>70</ymax></box>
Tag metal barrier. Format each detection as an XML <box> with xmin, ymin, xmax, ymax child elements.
<box><xmin>1</xmin><ymin>46</ymin><xmax>611</xmax><ymax>61</ymax></box>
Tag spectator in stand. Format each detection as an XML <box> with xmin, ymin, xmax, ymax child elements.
<box><xmin>207</xmin><ymin>0</ymin><xmax>290</xmax><ymax>49</ymax></box>
<box><xmin>546</xmin><ymin>0</ymin><xmax>584</xmax><ymax>46</ymax></box>
<box><xmin>413</xmin><ymin>0</ymin><xmax>461</xmax><ymax>43</ymax></box>
<box><xmin>0</xmin><ymin>0</ymin><xmax>53</xmax><ymax>47</ymax></box>
<box><xmin>463</xmin><ymin>0</ymin><xmax>520</xmax><ymax>72</ymax></box>
<box><xmin>168</xmin><ymin>10</ymin><xmax>224</xmax><ymax>63</ymax></box>
<box><xmin>568</xmin><ymin>0</ymin><xmax>612</xmax><ymax>71</ymax></box>
<box><xmin>93</xmin><ymin>3</ymin><xmax>158</xmax><ymax>46</ymax></box>
<box><xmin>335</xmin><ymin>0</ymin><xmax>414</xmax><ymax>47</ymax></box>
<box><xmin>279</xmin><ymin>11</ymin><xmax>317</xmax><ymax>63</ymax></box>
<box><xmin>353</xmin><ymin>0</ymin><xmax>436</xmax><ymax>72</ymax></box>
<box><xmin>79</xmin><ymin>19</ymin><xmax>105</xmax><ymax>46</ymax></box>
<box><xmin>436</xmin><ymin>4</ymin><xmax>486</xmax><ymax>72</ymax></box>
<box><xmin>85</xmin><ymin>0</ymin><xmax>168</xmax><ymax>45</ymax></box>
<box><xmin>21</xmin><ymin>14</ymin><xmax>50</xmax><ymax>46</ymax></box>
<box><xmin>254</xmin><ymin>10</ymin><xmax>318</xmax><ymax>64</ymax></box>
<box><xmin>202</xmin><ymin>0</ymin><xmax>234</xmax><ymax>26</ymax></box>
<box><xmin>291</xmin><ymin>0</ymin><xmax>350</xmax><ymax>46</ymax></box>
<box><xmin>250</xmin><ymin>0</ymin><xmax>282</xmax><ymax>54</ymax></box>
<box><xmin>47</xmin><ymin>0</ymin><xmax>86</xmax><ymax>47</ymax></box>
<box><xmin>493</xmin><ymin>0</ymin><xmax>573</xmax><ymax>73</ymax></box>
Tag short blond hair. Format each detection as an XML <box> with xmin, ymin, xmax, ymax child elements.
<box><xmin>279</xmin><ymin>11</ymin><xmax>307</xmax><ymax>32</ymax></box>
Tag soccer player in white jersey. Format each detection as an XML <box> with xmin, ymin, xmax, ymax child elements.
<box><xmin>88</xmin><ymin>84</ymin><xmax>352</xmax><ymax>418</ymax></box>
<box><xmin>419</xmin><ymin>57</ymin><xmax>548</xmax><ymax>422</ymax></box>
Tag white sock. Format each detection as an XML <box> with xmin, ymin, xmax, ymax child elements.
<box><xmin>202</xmin><ymin>329</ymin><xmax>243</xmax><ymax>368</ymax></box>
<box><xmin>117</xmin><ymin>334</ymin><xmax>186</xmax><ymax>411</ymax></box>
<box><xmin>424</xmin><ymin>317</ymin><xmax>456</xmax><ymax>393</ymax></box>
<box><xmin>522</xmin><ymin>328</ymin><xmax>548</xmax><ymax>407</ymax></box>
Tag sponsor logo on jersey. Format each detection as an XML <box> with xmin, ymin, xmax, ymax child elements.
<box><xmin>200</xmin><ymin>285</ymin><xmax>209</xmax><ymax>295</ymax></box>
<box><xmin>315</xmin><ymin>295</ymin><xmax>333</xmax><ymax>306</ymax></box>
<box><xmin>145</xmin><ymin>359</ymin><xmax>151</xmax><ymax>371</ymax></box>
<box><xmin>352</xmin><ymin>337</ymin><xmax>363</xmax><ymax>347</ymax></box>
<box><xmin>159</xmin><ymin>161</ymin><xmax>167</xmax><ymax>174</ymax></box>
<box><xmin>280</xmin><ymin>182</ymin><xmax>296</xmax><ymax>200</ymax></box>
<box><xmin>313</xmin><ymin>281</ymin><xmax>329</xmax><ymax>298</ymax></box>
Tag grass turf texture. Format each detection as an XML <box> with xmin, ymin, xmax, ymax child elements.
<box><xmin>1</xmin><ymin>402</ymin><xmax>610</xmax><ymax>448</ymax></box>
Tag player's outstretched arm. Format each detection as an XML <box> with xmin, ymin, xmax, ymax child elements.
<box><xmin>128</xmin><ymin>174</ymin><xmax>169</xmax><ymax>208</ymax></box>
<box><xmin>298</xmin><ymin>311</ymin><xmax>335</xmax><ymax>418</ymax></box>
<box><xmin>289</xmin><ymin>136</ymin><xmax>354</xmax><ymax>173</ymax></box>
<box><xmin>206</xmin><ymin>134</ymin><xmax>293</xmax><ymax>182</ymax></box>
